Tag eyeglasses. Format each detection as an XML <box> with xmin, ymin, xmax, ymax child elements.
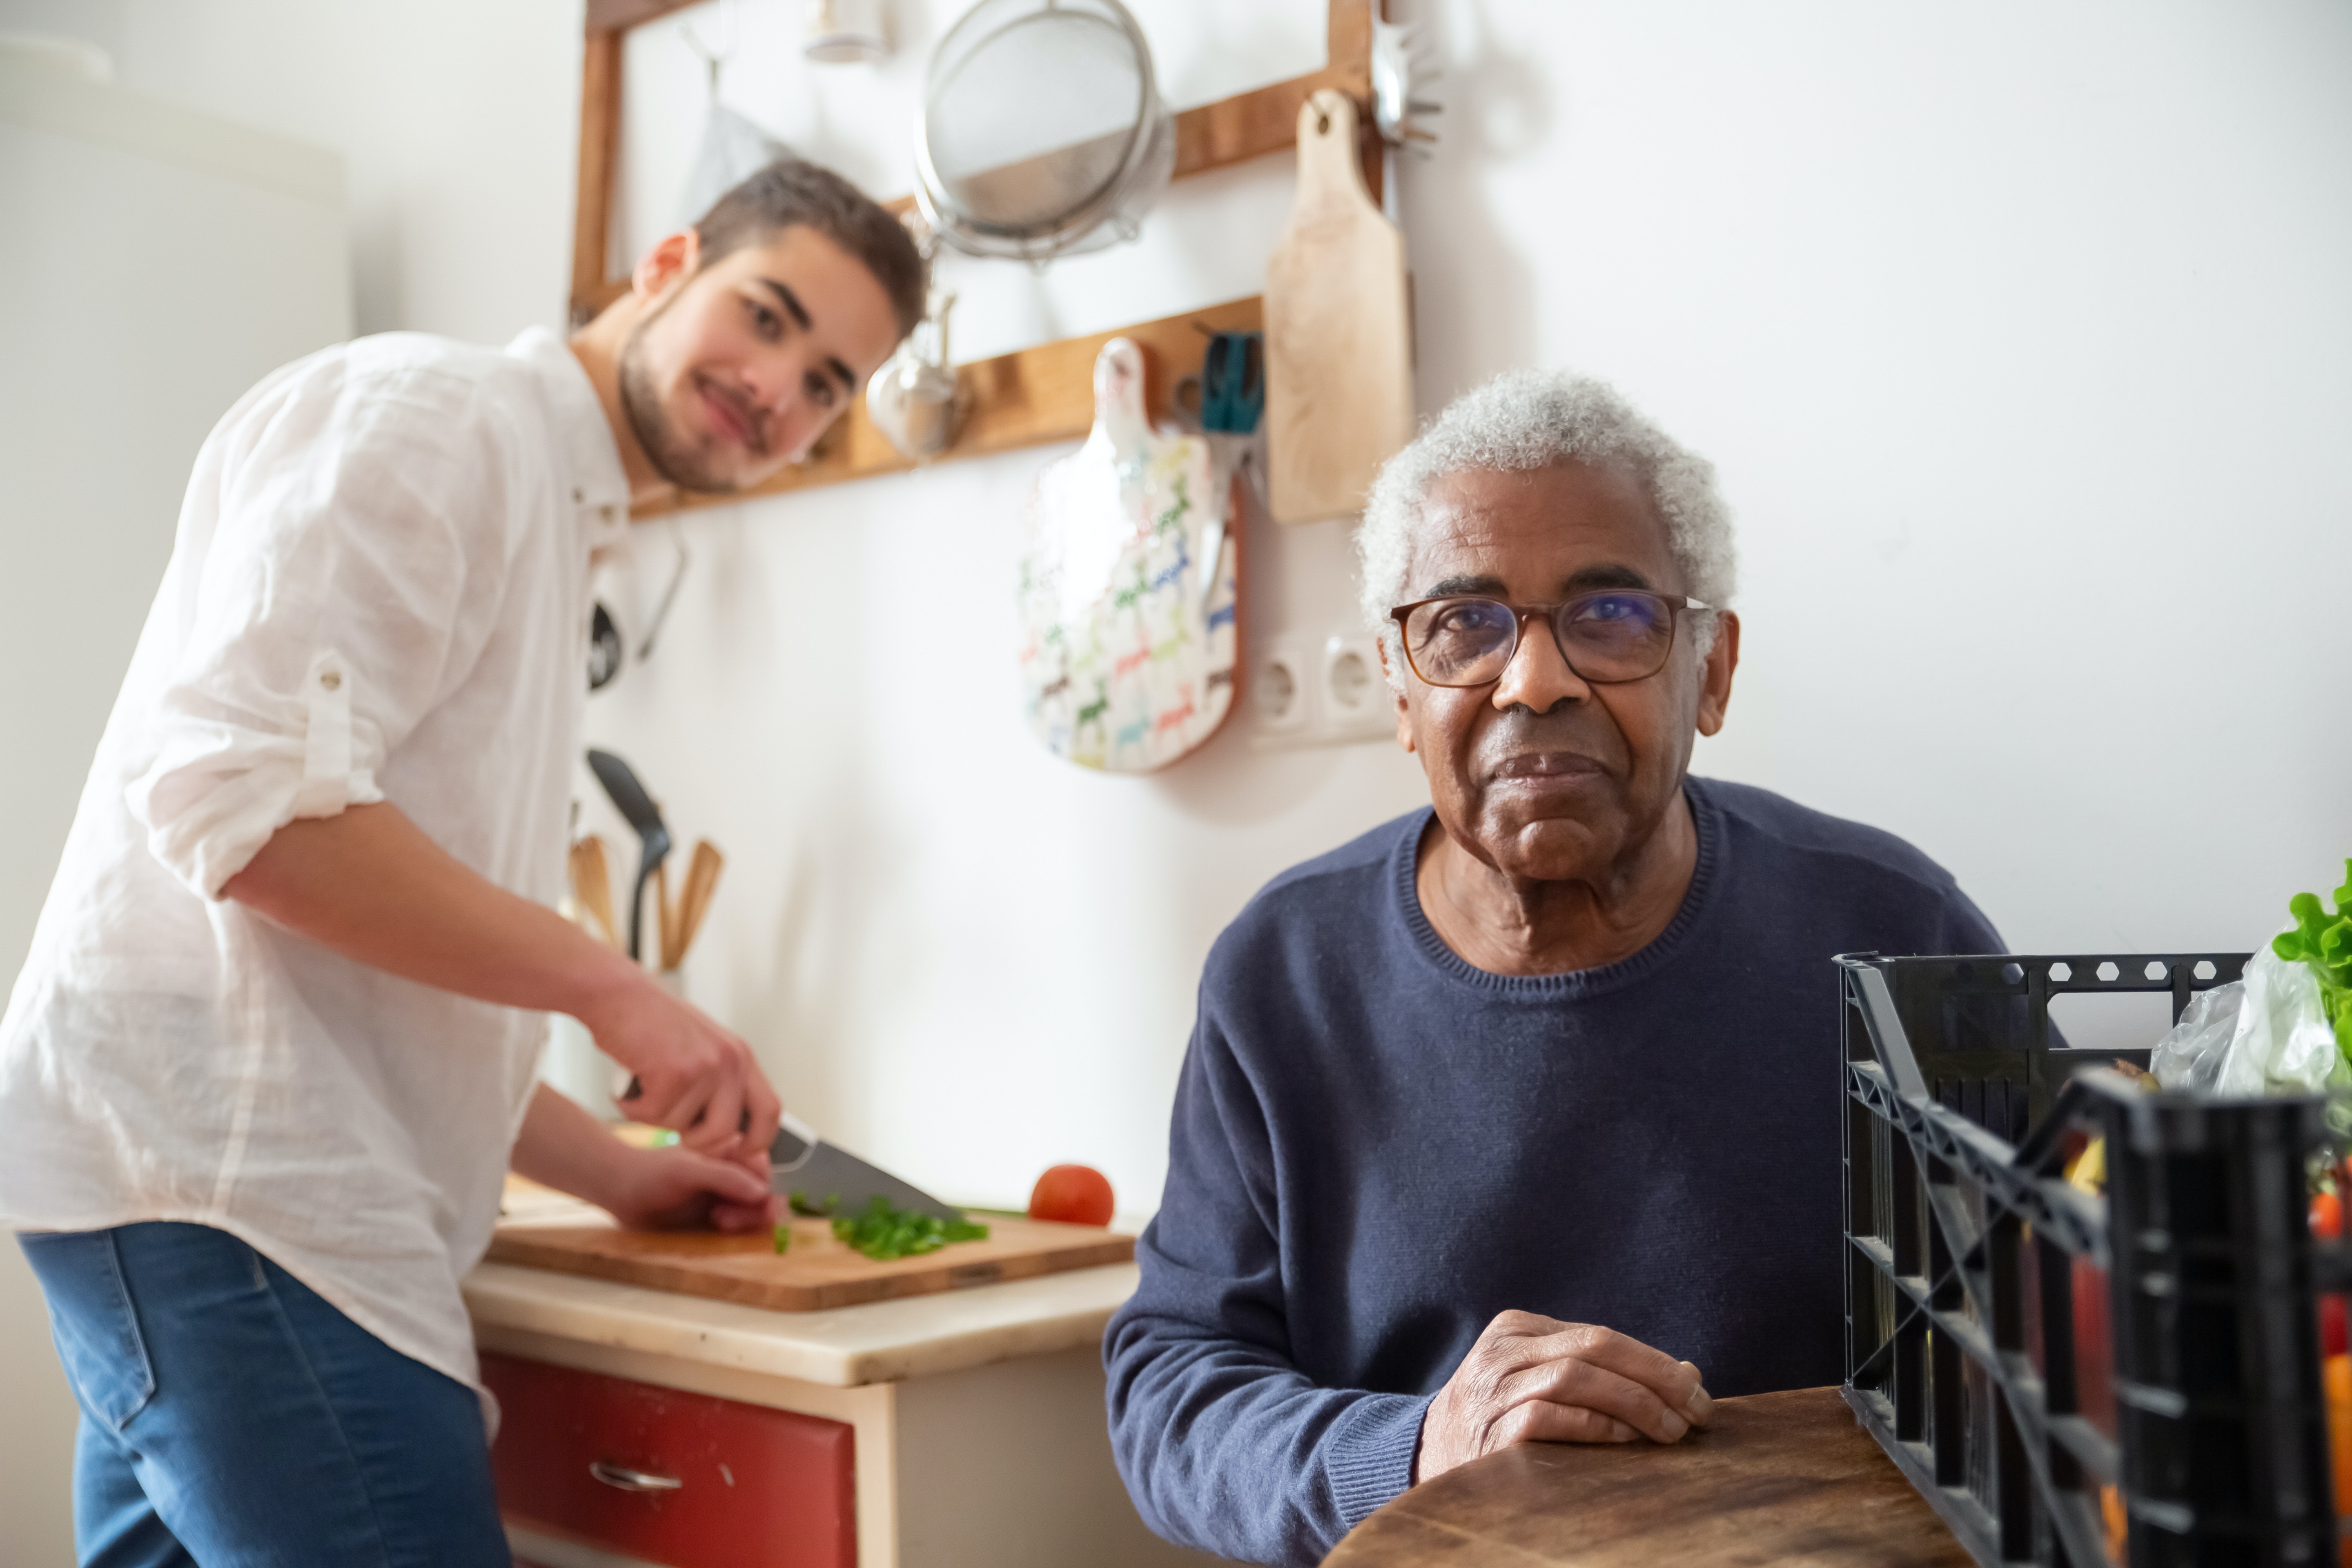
<box><xmin>1388</xmin><ymin>590</ymin><xmax>1713</xmax><ymax>689</ymax></box>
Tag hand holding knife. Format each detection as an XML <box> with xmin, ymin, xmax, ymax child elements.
<box><xmin>576</xmin><ymin>968</ymin><xmax>777</xmax><ymax>1162</ymax></box>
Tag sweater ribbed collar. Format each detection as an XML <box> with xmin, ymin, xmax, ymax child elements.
<box><xmin>1390</xmin><ymin>777</ymin><xmax>1727</xmax><ymax>1001</ymax></box>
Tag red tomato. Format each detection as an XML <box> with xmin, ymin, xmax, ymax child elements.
<box><xmin>2323</xmin><ymin>1294</ymin><xmax>2348</xmax><ymax>1360</ymax></box>
<box><xmin>2315</xmin><ymin>1190</ymin><xmax>2344</xmax><ymax>1241</ymax></box>
<box><xmin>1028</xmin><ymin>1164</ymin><xmax>1115</xmax><ymax>1227</ymax></box>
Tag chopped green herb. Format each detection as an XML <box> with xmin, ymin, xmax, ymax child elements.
<box><xmin>772</xmin><ymin>1223</ymin><xmax>791</xmax><ymax>1255</ymax></box>
<box><xmin>789</xmin><ymin>1190</ymin><xmax>840</xmax><ymax>1218</ymax></box>
<box><xmin>828</xmin><ymin>1195</ymin><xmax>991</xmax><ymax>1261</ymax></box>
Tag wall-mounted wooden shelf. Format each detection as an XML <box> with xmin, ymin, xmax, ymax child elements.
<box><xmin>633</xmin><ymin>295</ymin><xmax>1261</xmax><ymax>520</ymax></box>
<box><xmin>570</xmin><ymin>0</ymin><xmax>1382</xmax><ymax>325</ymax></box>
<box><xmin>573</xmin><ymin>3</ymin><xmax>1381</xmax><ymax>517</ymax></box>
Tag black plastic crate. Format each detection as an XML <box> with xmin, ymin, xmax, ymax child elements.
<box><xmin>1840</xmin><ymin>951</ymin><xmax>2346</xmax><ymax>1568</ymax></box>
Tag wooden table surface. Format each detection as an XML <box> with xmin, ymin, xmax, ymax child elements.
<box><xmin>1323</xmin><ymin>1386</ymin><xmax>1973</xmax><ymax>1568</ymax></box>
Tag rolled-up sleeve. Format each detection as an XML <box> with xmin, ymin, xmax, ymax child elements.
<box><xmin>126</xmin><ymin>362</ymin><xmax>512</xmax><ymax>897</ymax></box>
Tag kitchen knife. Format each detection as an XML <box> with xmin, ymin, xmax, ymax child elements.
<box><xmin>771</xmin><ymin>1111</ymin><xmax>962</xmax><ymax>1223</ymax></box>
<box><xmin>612</xmin><ymin>1085</ymin><xmax>960</xmax><ymax>1224</ymax></box>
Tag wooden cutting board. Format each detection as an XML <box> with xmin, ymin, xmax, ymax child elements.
<box><xmin>1324</xmin><ymin>1387</ymin><xmax>1974</xmax><ymax>1567</ymax></box>
<box><xmin>1263</xmin><ymin>88</ymin><xmax>1415</xmax><ymax>525</ymax></box>
<box><xmin>485</xmin><ymin>1208</ymin><xmax>1134</xmax><ymax>1313</ymax></box>
<box><xmin>1017</xmin><ymin>337</ymin><xmax>1241</xmax><ymax>773</ymax></box>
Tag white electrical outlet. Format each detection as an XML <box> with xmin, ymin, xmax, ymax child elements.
<box><xmin>1250</xmin><ymin>631</ymin><xmax>1396</xmax><ymax>751</ymax></box>
<box><xmin>1322</xmin><ymin>635</ymin><xmax>1394</xmax><ymax>739</ymax></box>
<box><xmin>1250</xmin><ymin>638</ymin><xmax>1311</xmax><ymax>735</ymax></box>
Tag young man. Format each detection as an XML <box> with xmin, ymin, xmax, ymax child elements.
<box><xmin>0</xmin><ymin>160</ymin><xmax>923</xmax><ymax>1565</ymax></box>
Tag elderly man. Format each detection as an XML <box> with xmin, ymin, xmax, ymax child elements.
<box><xmin>1104</xmin><ymin>370</ymin><xmax>2004</xmax><ymax>1565</ymax></box>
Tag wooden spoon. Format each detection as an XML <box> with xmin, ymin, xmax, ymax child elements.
<box><xmin>674</xmin><ymin>840</ymin><xmax>726</xmax><ymax>962</ymax></box>
<box><xmin>655</xmin><ymin>860</ymin><xmax>678</xmax><ymax>972</ymax></box>
<box><xmin>568</xmin><ymin>835</ymin><xmax>619</xmax><ymax>951</ymax></box>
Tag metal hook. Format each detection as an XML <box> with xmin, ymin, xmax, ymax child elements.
<box><xmin>635</xmin><ymin>520</ymin><xmax>692</xmax><ymax>662</ymax></box>
<box><xmin>899</xmin><ymin>206</ymin><xmax>941</xmax><ymax>263</ymax></box>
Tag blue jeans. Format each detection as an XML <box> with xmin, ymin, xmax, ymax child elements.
<box><xmin>17</xmin><ymin>1222</ymin><xmax>510</xmax><ymax>1567</ymax></box>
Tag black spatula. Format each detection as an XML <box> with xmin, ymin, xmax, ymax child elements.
<box><xmin>586</xmin><ymin>748</ymin><xmax>670</xmax><ymax>964</ymax></box>
<box><xmin>587</xmin><ymin>748</ymin><xmax>764</xmax><ymax>1142</ymax></box>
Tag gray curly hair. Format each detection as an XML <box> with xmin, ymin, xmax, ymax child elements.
<box><xmin>1357</xmin><ymin>369</ymin><xmax>1737</xmax><ymax>690</ymax></box>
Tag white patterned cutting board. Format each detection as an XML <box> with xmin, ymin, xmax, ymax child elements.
<box><xmin>1017</xmin><ymin>338</ymin><xmax>1238</xmax><ymax>772</ymax></box>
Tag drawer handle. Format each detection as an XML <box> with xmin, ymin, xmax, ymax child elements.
<box><xmin>589</xmin><ymin>1460</ymin><xmax>683</xmax><ymax>1493</ymax></box>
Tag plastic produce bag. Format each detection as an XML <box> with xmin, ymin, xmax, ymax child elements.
<box><xmin>2148</xmin><ymin>980</ymin><xmax>2245</xmax><ymax>1094</ymax></box>
<box><xmin>2149</xmin><ymin>948</ymin><xmax>2348</xmax><ymax>1096</ymax></box>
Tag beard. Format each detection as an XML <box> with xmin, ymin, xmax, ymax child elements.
<box><xmin>616</xmin><ymin>316</ymin><xmax>762</xmax><ymax>494</ymax></box>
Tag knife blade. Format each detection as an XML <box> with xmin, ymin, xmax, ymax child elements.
<box><xmin>771</xmin><ymin>1111</ymin><xmax>961</xmax><ymax>1222</ymax></box>
<box><xmin>612</xmin><ymin>1079</ymin><xmax>959</xmax><ymax>1223</ymax></box>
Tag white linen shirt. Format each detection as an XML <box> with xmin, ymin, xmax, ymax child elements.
<box><xmin>0</xmin><ymin>327</ymin><xmax>630</xmax><ymax>1411</ymax></box>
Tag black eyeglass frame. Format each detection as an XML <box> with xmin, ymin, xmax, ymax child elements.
<box><xmin>1387</xmin><ymin>590</ymin><xmax>1717</xmax><ymax>689</ymax></box>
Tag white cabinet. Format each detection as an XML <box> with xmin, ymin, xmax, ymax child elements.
<box><xmin>467</xmin><ymin>1262</ymin><xmax>1211</xmax><ymax>1568</ymax></box>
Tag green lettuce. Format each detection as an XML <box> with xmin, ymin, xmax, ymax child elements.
<box><xmin>2272</xmin><ymin>859</ymin><xmax>2352</xmax><ymax>1058</ymax></box>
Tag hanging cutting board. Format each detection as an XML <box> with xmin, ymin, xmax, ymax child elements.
<box><xmin>486</xmin><ymin>1209</ymin><xmax>1134</xmax><ymax>1313</ymax></box>
<box><xmin>1016</xmin><ymin>337</ymin><xmax>1240</xmax><ymax>772</ymax></box>
<box><xmin>1264</xmin><ymin>89</ymin><xmax>1415</xmax><ymax>525</ymax></box>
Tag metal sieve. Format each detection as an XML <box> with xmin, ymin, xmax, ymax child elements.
<box><xmin>912</xmin><ymin>0</ymin><xmax>1174</xmax><ymax>263</ymax></box>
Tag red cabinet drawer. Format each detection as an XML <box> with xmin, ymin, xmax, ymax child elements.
<box><xmin>482</xmin><ymin>1352</ymin><xmax>855</xmax><ymax>1568</ymax></box>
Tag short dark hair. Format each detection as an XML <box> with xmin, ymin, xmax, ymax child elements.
<box><xmin>694</xmin><ymin>160</ymin><xmax>927</xmax><ymax>340</ymax></box>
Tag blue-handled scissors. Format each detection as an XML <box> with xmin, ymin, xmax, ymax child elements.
<box><xmin>1199</xmin><ymin>330</ymin><xmax>1264</xmax><ymax>434</ymax></box>
<box><xmin>1176</xmin><ymin>330</ymin><xmax>1265</xmax><ymax>435</ymax></box>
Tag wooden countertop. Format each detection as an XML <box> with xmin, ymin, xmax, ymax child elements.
<box><xmin>1323</xmin><ymin>1386</ymin><xmax>1972</xmax><ymax>1568</ymax></box>
<box><xmin>463</xmin><ymin>1257</ymin><xmax>1140</xmax><ymax>1388</ymax></box>
<box><xmin>470</xmin><ymin>1173</ymin><xmax>1142</xmax><ymax>1388</ymax></box>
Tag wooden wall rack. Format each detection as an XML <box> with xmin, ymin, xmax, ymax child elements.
<box><xmin>573</xmin><ymin>0</ymin><xmax>1383</xmax><ymax>323</ymax></box>
<box><xmin>569</xmin><ymin>1</ymin><xmax>1384</xmax><ymax>515</ymax></box>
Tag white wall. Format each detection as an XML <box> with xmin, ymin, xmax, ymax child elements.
<box><xmin>3</xmin><ymin>0</ymin><xmax>2350</xmax><ymax>1557</ymax></box>
<box><xmin>580</xmin><ymin>0</ymin><xmax>2352</xmax><ymax>1225</ymax></box>
<box><xmin>0</xmin><ymin>47</ymin><xmax>355</xmax><ymax>1568</ymax></box>
<box><xmin>1422</xmin><ymin>0</ymin><xmax>2352</xmax><ymax>969</ymax></box>
<box><xmin>107</xmin><ymin>0</ymin><xmax>581</xmax><ymax>340</ymax></box>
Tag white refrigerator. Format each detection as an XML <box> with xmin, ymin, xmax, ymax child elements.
<box><xmin>0</xmin><ymin>39</ymin><xmax>352</xmax><ymax>1562</ymax></box>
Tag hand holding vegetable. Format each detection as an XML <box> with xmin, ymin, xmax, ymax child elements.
<box><xmin>599</xmin><ymin>1143</ymin><xmax>776</xmax><ymax>1233</ymax></box>
<box><xmin>509</xmin><ymin>1084</ymin><xmax>774</xmax><ymax>1234</ymax></box>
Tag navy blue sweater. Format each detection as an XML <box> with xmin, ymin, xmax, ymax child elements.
<box><xmin>1102</xmin><ymin>779</ymin><xmax>2003</xmax><ymax>1566</ymax></box>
